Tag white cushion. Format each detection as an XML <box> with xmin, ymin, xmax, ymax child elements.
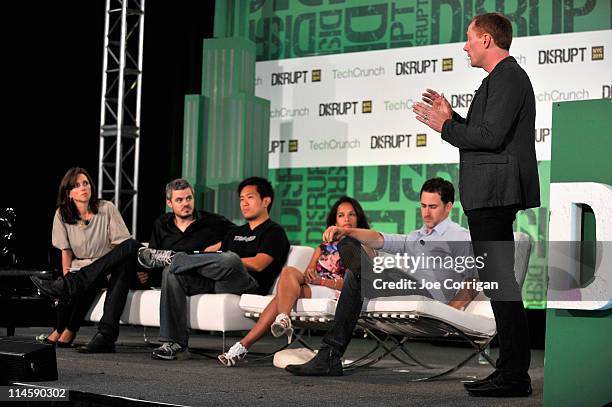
<box><xmin>239</xmin><ymin>294</ymin><xmax>337</xmax><ymax>317</ymax></box>
<box><xmin>365</xmin><ymin>295</ymin><xmax>496</xmax><ymax>337</ymax></box>
<box><xmin>85</xmin><ymin>290</ymin><xmax>254</xmax><ymax>331</ymax></box>
<box><xmin>86</xmin><ymin>245</ymin><xmax>314</xmax><ymax>333</ymax></box>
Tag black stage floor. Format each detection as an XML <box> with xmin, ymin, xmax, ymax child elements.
<box><xmin>6</xmin><ymin>326</ymin><xmax>544</xmax><ymax>406</ymax></box>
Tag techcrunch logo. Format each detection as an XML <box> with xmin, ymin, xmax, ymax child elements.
<box><xmin>332</xmin><ymin>66</ymin><xmax>385</xmax><ymax>79</ymax></box>
<box><xmin>270</xmin><ymin>107</ymin><xmax>309</xmax><ymax>119</ymax></box>
<box><xmin>271</xmin><ymin>69</ymin><xmax>321</xmax><ymax>86</ymax></box>
<box><xmin>309</xmin><ymin>138</ymin><xmax>360</xmax><ymax>151</ymax></box>
<box><xmin>536</xmin><ymin>89</ymin><xmax>589</xmax><ymax>102</ymax></box>
<box><xmin>384</xmin><ymin>99</ymin><xmax>415</xmax><ymax>111</ymax></box>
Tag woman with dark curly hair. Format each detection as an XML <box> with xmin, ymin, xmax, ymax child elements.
<box><xmin>218</xmin><ymin>196</ymin><xmax>369</xmax><ymax>367</ymax></box>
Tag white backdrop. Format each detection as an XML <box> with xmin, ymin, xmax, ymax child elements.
<box><xmin>255</xmin><ymin>30</ymin><xmax>612</xmax><ymax>169</ymax></box>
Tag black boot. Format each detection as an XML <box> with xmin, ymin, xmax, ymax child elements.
<box><xmin>30</xmin><ymin>276</ymin><xmax>70</xmax><ymax>303</ymax></box>
<box><xmin>285</xmin><ymin>346</ymin><xmax>343</xmax><ymax>376</ymax></box>
<box><xmin>77</xmin><ymin>332</ymin><xmax>115</xmax><ymax>354</ymax></box>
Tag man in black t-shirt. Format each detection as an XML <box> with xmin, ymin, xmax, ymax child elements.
<box><xmin>136</xmin><ymin>179</ymin><xmax>235</xmax><ymax>287</ymax></box>
<box><xmin>138</xmin><ymin>177</ymin><xmax>290</xmax><ymax>361</ymax></box>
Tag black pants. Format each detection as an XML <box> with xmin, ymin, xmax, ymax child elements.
<box><xmin>464</xmin><ymin>205</ymin><xmax>531</xmax><ymax>383</ymax></box>
<box><xmin>322</xmin><ymin>237</ymin><xmax>431</xmax><ymax>355</ymax></box>
<box><xmin>55</xmin><ymin>278</ymin><xmax>102</xmax><ymax>335</ymax></box>
<box><xmin>63</xmin><ymin>238</ymin><xmax>144</xmax><ymax>342</ymax></box>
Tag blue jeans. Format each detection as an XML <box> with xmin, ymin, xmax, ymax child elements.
<box><xmin>159</xmin><ymin>251</ymin><xmax>259</xmax><ymax>346</ymax></box>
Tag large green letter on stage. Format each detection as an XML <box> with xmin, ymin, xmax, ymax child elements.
<box><xmin>544</xmin><ymin>99</ymin><xmax>612</xmax><ymax>406</ymax></box>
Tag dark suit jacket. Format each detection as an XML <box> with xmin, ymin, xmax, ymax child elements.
<box><xmin>441</xmin><ymin>56</ymin><xmax>540</xmax><ymax>211</ymax></box>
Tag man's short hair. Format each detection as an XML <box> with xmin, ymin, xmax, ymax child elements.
<box><xmin>165</xmin><ymin>178</ymin><xmax>194</xmax><ymax>200</ymax></box>
<box><xmin>420</xmin><ymin>178</ymin><xmax>455</xmax><ymax>204</ymax></box>
<box><xmin>472</xmin><ymin>13</ymin><xmax>513</xmax><ymax>51</ymax></box>
<box><xmin>237</xmin><ymin>176</ymin><xmax>275</xmax><ymax>211</ymax></box>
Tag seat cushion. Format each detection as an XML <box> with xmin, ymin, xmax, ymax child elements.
<box><xmin>365</xmin><ymin>295</ymin><xmax>496</xmax><ymax>337</ymax></box>
<box><xmin>86</xmin><ymin>290</ymin><xmax>254</xmax><ymax>332</ymax></box>
<box><xmin>239</xmin><ymin>294</ymin><xmax>337</xmax><ymax>317</ymax></box>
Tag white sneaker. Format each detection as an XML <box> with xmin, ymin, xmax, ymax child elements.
<box><xmin>271</xmin><ymin>313</ymin><xmax>294</xmax><ymax>343</ymax></box>
<box><xmin>218</xmin><ymin>342</ymin><xmax>248</xmax><ymax>367</ymax></box>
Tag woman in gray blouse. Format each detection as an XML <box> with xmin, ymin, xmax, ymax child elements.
<box><xmin>37</xmin><ymin>167</ymin><xmax>141</xmax><ymax>351</ymax></box>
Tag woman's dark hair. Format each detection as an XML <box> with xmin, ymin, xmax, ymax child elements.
<box><xmin>237</xmin><ymin>176</ymin><xmax>275</xmax><ymax>211</ymax></box>
<box><xmin>57</xmin><ymin>167</ymin><xmax>100</xmax><ymax>224</ymax></box>
<box><xmin>326</xmin><ymin>196</ymin><xmax>370</xmax><ymax>229</ymax></box>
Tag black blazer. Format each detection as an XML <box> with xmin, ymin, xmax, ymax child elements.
<box><xmin>441</xmin><ymin>56</ymin><xmax>540</xmax><ymax>211</ymax></box>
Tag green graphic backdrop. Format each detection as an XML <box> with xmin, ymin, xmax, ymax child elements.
<box><xmin>213</xmin><ymin>0</ymin><xmax>611</xmax><ymax>308</ymax></box>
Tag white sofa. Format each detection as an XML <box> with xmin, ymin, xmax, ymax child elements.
<box><xmin>84</xmin><ymin>245</ymin><xmax>314</xmax><ymax>349</ymax></box>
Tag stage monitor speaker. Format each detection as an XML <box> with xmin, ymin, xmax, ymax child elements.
<box><xmin>0</xmin><ymin>337</ymin><xmax>58</xmax><ymax>381</ymax></box>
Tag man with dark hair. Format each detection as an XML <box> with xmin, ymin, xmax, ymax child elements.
<box><xmin>286</xmin><ymin>178</ymin><xmax>478</xmax><ymax>376</ymax></box>
<box><xmin>413</xmin><ymin>12</ymin><xmax>538</xmax><ymax>397</ymax></box>
<box><xmin>139</xmin><ymin>176</ymin><xmax>290</xmax><ymax>360</ymax></box>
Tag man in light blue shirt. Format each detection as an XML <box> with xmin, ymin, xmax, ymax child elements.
<box><xmin>286</xmin><ymin>177</ymin><xmax>479</xmax><ymax>376</ymax></box>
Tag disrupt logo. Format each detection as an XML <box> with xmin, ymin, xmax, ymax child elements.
<box><xmin>451</xmin><ymin>93</ymin><xmax>474</xmax><ymax>108</ymax></box>
<box><xmin>442</xmin><ymin>58</ymin><xmax>453</xmax><ymax>71</ymax></box>
<box><xmin>332</xmin><ymin>66</ymin><xmax>385</xmax><ymax>79</ymax></box>
<box><xmin>534</xmin><ymin>128</ymin><xmax>550</xmax><ymax>143</ymax></box>
<box><xmin>416</xmin><ymin>133</ymin><xmax>427</xmax><ymax>147</ymax></box>
<box><xmin>319</xmin><ymin>101</ymin><xmax>372</xmax><ymax>116</ymax></box>
<box><xmin>269</xmin><ymin>139</ymin><xmax>299</xmax><ymax>153</ymax></box>
<box><xmin>538</xmin><ymin>47</ymin><xmax>587</xmax><ymax>64</ymax></box>
<box><xmin>270</xmin><ymin>107</ymin><xmax>309</xmax><ymax>119</ymax></box>
<box><xmin>592</xmin><ymin>46</ymin><xmax>604</xmax><ymax>61</ymax></box>
<box><xmin>395</xmin><ymin>58</ymin><xmax>452</xmax><ymax>75</ymax></box>
<box><xmin>371</xmin><ymin>134</ymin><xmax>412</xmax><ymax>149</ymax></box>
<box><xmin>603</xmin><ymin>84</ymin><xmax>611</xmax><ymax>99</ymax></box>
<box><xmin>271</xmin><ymin>69</ymin><xmax>321</xmax><ymax>86</ymax></box>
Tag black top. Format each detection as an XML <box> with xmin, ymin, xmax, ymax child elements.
<box><xmin>221</xmin><ymin>219</ymin><xmax>290</xmax><ymax>295</ymax></box>
<box><xmin>441</xmin><ymin>56</ymin><xmax>540</xmax><ymax>211</ymax></box>
<box><xmin>149</xmin><ymin>210</ymin><xmax>234</xmax><ymax>252</ymax></box>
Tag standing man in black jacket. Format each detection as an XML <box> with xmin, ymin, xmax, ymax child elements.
<box><xmin>413</xmin><ymin>13</ymin><xmax>539</xmax><ymax>397</ymax></box>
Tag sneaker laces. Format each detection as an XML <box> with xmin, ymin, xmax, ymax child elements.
<box><xmin>151</xmin><ymin>249</ymin><xmax>174</xmax><ymax>266</ymax></box>
<box><xmin>159</xmin><ymin>342</ymin><xmax>182</xmax><ymax>353</ymax></box>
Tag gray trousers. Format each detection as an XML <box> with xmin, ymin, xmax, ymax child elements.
<box><xmin>159</xmin><ymin>251</ymin><xmax>259</xmax><ymax>346</ymax></box>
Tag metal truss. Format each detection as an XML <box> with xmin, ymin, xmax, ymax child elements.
<box><xmin>98</xmin><ymin>0</ymin><xmax>145</xmax><ymax>234</ymax></box>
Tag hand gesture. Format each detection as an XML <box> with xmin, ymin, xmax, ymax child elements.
<box><xmin>413</xmin><ymin>89</ymin><xmax>452</xmax><ymax>133</ymax></box>
<box><xmin>323</xmin><ymin>226</ymin><xmax>348</xmax><ymax>243</ymax></box>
